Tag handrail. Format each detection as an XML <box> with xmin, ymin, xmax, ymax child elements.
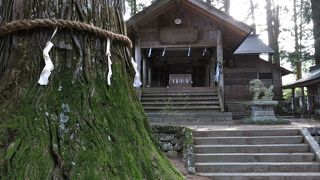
<box><xmin>217</xmin><ymin>82</ymin><xmax>224</xmax><ymax>112</ymax></box>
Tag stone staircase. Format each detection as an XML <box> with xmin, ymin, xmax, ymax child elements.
<box><xmin>194</xmin><ymin>128</ymin><xmax>320</xmax><ymax>180</ymax></box>
<box><xmin>140</xmin><ymin>87</ymin><xmax>232</xmax><ymax>125</ymax></box>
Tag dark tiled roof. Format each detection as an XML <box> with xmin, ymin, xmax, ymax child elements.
<box><xmin>282</xmin><ymin>69</ymin><xmax>320</xmax><ymax>88</ymax></box>
<box><xmin>234</xmin><ymin>35</ymin><xmax>275</xmax><ymax>54</ymax></box>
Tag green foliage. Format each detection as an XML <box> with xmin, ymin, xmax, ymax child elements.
<box><xmin>283</xmin><ymin>89</ymin><xmax>293</xmax><ymax>101</ymax></box>
<box><xmin>126</xmin><ymin>0</ymin><xmax>147</xmax><ymax>16</ymax></box>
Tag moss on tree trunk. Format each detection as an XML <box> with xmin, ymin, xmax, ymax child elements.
<box><xmin>0</xmin><ymin>0</ymin><xmax>182</xmax><ymax>179</ymax></box>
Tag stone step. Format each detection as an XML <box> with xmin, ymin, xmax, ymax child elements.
<box><xmin>141</xmin><ymin>92</ymin><xmax>217</xmax><ymax>97</ymax></box>
<box><xmin>142</xmin><ymin>101</ymin><xmax>220</xmax><ymax>106</ymax></box>
<box><xmin>193</xmin><ymin>129</ymin><xmax>300</xmax><ymax>137</ymax></box>
<box><xmin>194</xmin><ymin>136</ymin><xmax>304</xmax><ymax>145</ymax></box>
<box><xmin>195</xmin><ymin>153</ymin><xmax>315</xmax><ymax>163</ymax></box>
<box><xmin>195</xmin><ymin>162</ymin><xmax>320</xmax><ymax>173</ymax></box>
<box><xmin>144</xmin><ymin>105</ymin><xmax>221</xmax><ymax>111</ymax></box>
<box><xmin>147</xmin><ymin>112</ymin><xmax>233</xmax><ymax>126</ymax></box>
<box><xmin>197</xmin><ymin>172</ymin><xmax>320</xmax><ymax>180</ymax></box>
<box><xmin>142</xmin><ymin>87</ymin><xmax>217</xmax><ymax>94</ymax></box>
<box><xmin>141</xmin><ymin>96</ymin><xmax>219</xmax><ymax>101</ymax></box>
<box><xmin>194</xmin><ymin>144</ymin><xmax>309</xmax><ymax>153</ymax></box>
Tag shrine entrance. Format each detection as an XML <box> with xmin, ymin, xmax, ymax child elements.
<box><xmin>142</xmin><ymin>47</ymin><xmax>216</xmax><ymax>88</ymax></box>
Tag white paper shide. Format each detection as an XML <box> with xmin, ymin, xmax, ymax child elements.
<box><xmin>38</xmin><ymin>41</ymin><xmax>54</xmax><ymax>85</ymax></box>
<box><xmin>131</xmin><ymin>58</ymin><xmax>142</xmax><ymax>88</ymax></box>
<box><xmin>107</xmin><ymin>38</ymin><xmax>113</xmax><ymax>86</ymax></box>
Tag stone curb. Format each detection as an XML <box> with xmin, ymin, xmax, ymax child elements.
<box><xmin>300</xmin><ymin>128</ymin><xmax>320</xmax><ymax>161</ymax></box>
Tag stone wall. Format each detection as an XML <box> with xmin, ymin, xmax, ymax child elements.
<box><xmin>151</xmin><ymin>126</ymin><xmax>195</xmax><ymax>174</ymax></box>
<box><xmin>308</xmin><ymin>127</ymin><xmax>320</xmax><ymax>145</ymax></box>
<box><xmin>152</xmin><ymin>126</ymin><xmax>184</xmax><ymax>157</ymax></box>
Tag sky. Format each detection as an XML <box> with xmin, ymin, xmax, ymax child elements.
<box><xmin>124</xmin><ymin>0</ymin><xmax>314</xmax><ymax>84</ymax></box>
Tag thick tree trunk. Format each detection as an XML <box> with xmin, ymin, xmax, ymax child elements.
<box><xmin>265</xmin><ymin>0</ymin><xmax>280</xmax><ymax>65</ymax></box>
<box><xmin>311</xmin><ymin>0</ymin><xmax>320</xmax><ymax>65</ymax></box>
<box><xmin>0</xmin><ymin>0</ymin><xmax>182</xmax><ymax>179</ymax></box>
<box><xmin>294</xmin><ymin>0</ymin><xmax>302</xmax><ymax>79</ymax></box>
<box><xmin>266</xmin><ymin>0</ymin><xmax>274</xmax><ymax>63</ymax></box>
<box><xmin>224</xmin><ymin>0</ymin><xmax>230</xmax><ymax>15</ymax></box>
<box><xmin>249</xmin><ymin>0</ymin><xmax>257</xmax><ymax>35</ymax></box>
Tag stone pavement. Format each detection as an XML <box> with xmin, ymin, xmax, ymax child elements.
<box><xmin>188</xmin><ymin>117</ymin><xmax>320</xmax><ymax>131</ymax></box>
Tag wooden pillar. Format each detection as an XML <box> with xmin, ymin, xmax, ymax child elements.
<box><xmin>209</xmin><ymin>66</ymin><xmax>214</xmax><ymax>87</ymax></box>
<box><xmin>134</xmin><ymin>33</ymin><xmax>141</xmax><ymax>76</ymax></box>
<box><xmin>301</xmin><ymin>87</ymin><xmax>305</xmax><ymax>115</ymax></box>
<box><xmin>292</xmin><ymin>88</ymin><xmax>295</xmax><ymax>114</ymax></box>
<box><xmin>148</xmin><ymin>64</ymin><xmax>152</xmax><ymax>87</ymax></box>
<box><xmin>142</xmin><ymin>58</ymin><xmax>147</xmax><ymax>88</ymax></box>
<box><xmin>217</xmin><ymin>30</ymin><xmax>224</xmax><ymax>111</ymax></box>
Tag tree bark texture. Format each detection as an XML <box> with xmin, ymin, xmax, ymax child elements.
<box><xmin>223</xmin><ymin>0</ymin><xmax>230</xmax><ymax>15</ymax></box>
<box><xmin>294</xmin><ymin>0</ymin><xmax>302</xmax><ymax>79</ymax></box>
<box><xmin>311</xmin><ymin>0</ymin><xmax>320</xmax><ymax>65</ymax></box>
<box><xmin>0</xmin><ymin>0</ymin><xmax>182</xmax><ymax>179</ymax></box>
<box><xmin>249</xmin><ymin>0</ymin><xmax>256</xmax><ymax>35</ymax></box>
<box><xmin>265</xmin><ymin>0</ymin><xmax>280</xmax><ymax>65</ymax></box>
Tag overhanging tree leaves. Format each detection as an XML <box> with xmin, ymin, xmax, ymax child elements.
<box><xmin>0</xmin><ymin>0</ymin><xmax>182</xmax><ymax>179</ymax></box>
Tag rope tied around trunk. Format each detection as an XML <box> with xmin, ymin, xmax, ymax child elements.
<box><xmin>0</xmin><ymin>19</ymin><xmax>133</xmax><ymax>49</ymax></box>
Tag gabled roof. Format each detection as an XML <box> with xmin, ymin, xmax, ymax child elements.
<box><xmin>256</xmin><ymin>58</ymin><xmax>292</xmax><ymax>76</ymax></box>
<box><xmin>283</xmin><ymin>69</ymin><xmax>320</xmax><ymax>88</ymax></box>
<box><xmin>234</xmin><ymin>35</ymin><xmax>275</xmax><ymax>54</ymax></box>
<box><xmin>127</xmin><ymin>0</ymin><xmax>252</xmax><ymax>34</ymax></box>
<box><xmin>127</xmin><ymin>0</ymin><xmax>252</xmax><ymax>53</ymax></box>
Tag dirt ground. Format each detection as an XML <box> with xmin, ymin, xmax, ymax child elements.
<box><xmin>168</xmin><ymin>157</ymin><xmax>210</xmax><ymax>180</ymax></box>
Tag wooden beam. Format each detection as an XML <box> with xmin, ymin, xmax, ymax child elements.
<box><xmin>140</xmin><ymin>42</ymin><xmax>216</xmax><ymax>49</ymax></box>
<box><xmin>148</xmin><ymin>65</ymin><xmax>152</xmax><ymax>87</ymax></box>
<box><xmin>292</xmin><ymin>88</ymin><xmax>295</xmax><ymax>115</ymax></box>
<box><xmin>140</xmin><ymin>29</ymin><xmax>218</xmax><ymax>48</ymax></box>
<box><xmin>143</xmin><ymin>58</ymin><xmax>147</xmax><ymax>88</ymax></box>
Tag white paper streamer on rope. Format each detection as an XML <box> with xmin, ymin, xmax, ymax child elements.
<box><xmin>188</xmin><ymin>46</ymin><xmax>191</xmax><ymax>57</ymax></box>
<box><xmin>148</xmin><ymin>48</ymin><xmax>152</xmax><ymax>58</ymax></box>
<box><xmin>214</xmin><ymin>62</ymin><xmax>221</xmax><ymax>82</ymax></box>
<box><xmin>162</xmin><ymin>47</ymin><xmax>166</xmax><ymax>57</ymax></box>
<box><xmin>38</xmin><ymin>28</ymin><xmax>58</xmax><ymax>85</ymax></box>
<box><xmin>131</xmin><ymin>58</ymin><xmax>142</xmax><ymax>88</ymax></box>
<box><xmin>107</xmin><ymin>38</ymin><xmax>112</xmax><ymax>86</ymax></box>
<box><xmin>202</xmin><ymin>48</ymin><xmax>207</xmax><ymax>56</ymax></box>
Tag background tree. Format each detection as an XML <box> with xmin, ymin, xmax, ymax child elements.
<box><xmin>205</xmin><ymin>0</ymin><xmax>230</xmax><ymax>14</ymax></box>
<box><xmin>0</xmin><ymin>0</ymin><xmax>182</xmax><ymax>179</ymax></box>
<box><xmin>287</xmin><ymin>0</ymin><xmax>313</xmax><ymax>80</ymax></box>
<box><xmin>265</xmin><ymin>0</ymin><xmax>280</xmax><ymax>65</ymax></box>
<box><xmin>311</xmin><ymin>0</ymin><xmax>320</xmax><ymax>65</ymax></box>
<box><xmin>293</xmin><ymin>0</ymin><xmax>302</xmax><ymax>79</ymax></box>
<box><xmin>127</xmin><ymin>0</ymin><xmax>137</xmax><ymax>16</ymax></box>
<box><xmin>249</xmin><ymin>0</ymin><xmax>257</xmax><ymax>34</ymax></box>
<box><xmin>126</xmin><ymin>0</ymin><xmax>147</xmax><ymax>16</ymax></box>
<box><xmin>224</xmin><ymin>0</ymin><xmax>230</xmax><ymax>15</ymax></box>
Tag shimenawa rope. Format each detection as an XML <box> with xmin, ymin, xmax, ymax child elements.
<box><xmin>0</xmin><ymin>19</ymin><xmax>132</xmax><ymax>49</ymax></box>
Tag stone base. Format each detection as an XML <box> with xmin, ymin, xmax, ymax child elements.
<box><xmin>251</xmin><ymin>101</ymin><xmax>278</xmax><ymax>122</ymax></box>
